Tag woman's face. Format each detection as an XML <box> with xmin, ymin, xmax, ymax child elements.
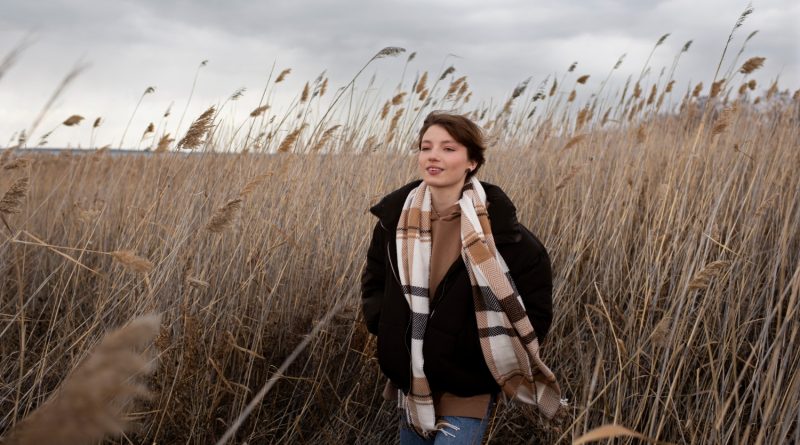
<box><xmin>417</xmin><ymin>124</ymin><xmax>476</xmax><ymax>190</ymax></box>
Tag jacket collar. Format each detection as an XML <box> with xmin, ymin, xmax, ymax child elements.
<box><xmin>369</xmin><ymin>179</ymin><xmax>522</xmax><ymax>243</ymax></box>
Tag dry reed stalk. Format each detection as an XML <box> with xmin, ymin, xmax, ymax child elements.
<box><xmin>652</xmin><ymin>316</ymin><xmax>671</xmax><ymax>347</ymax></box>
<box><xmin>2</xmin><ymin>314</ymin><xmax>161</xmax><ymax>445</ymax></box>
<box><xmin>250</xmin><ymin>105</ymin><xmax>270</xmax><ymax>117</ymax></box>
<box><xmin>738</xmin><ymin>83</ymin><xmax>748</xmax><ymax>95</ymax></box>
<box><xmin>319</xmin><ymin>78</ymin><xmax>328</xmax><ymax>96</ymax></box>
<box><xmin>387</xmin><ymin>92</ymin><xmax>405</xmax><ymax>107</ymax></box>
<box><xmin>0</xmin><ymin>176</ymin><xmax>29</xmax><ymax>214</ymax></box>
<box><xmin>93</xmin><ymin>117</ymin><xmax>102</xmax><ymax>128</ymax></box>
<box><xmin>186</xmin><ymin>277</ymin><xmax>210</xmax><ymax>289</ymax></box>
<box><xmin>3</xmin><ymin>157</ymin><xmax>29</xmax><ymax>170</ymax></box>
<box><xmin>576</xmin><ymin>74</ymin><xmax>590</xmax><ymax>84</ymax></box>
<box><xmin>688</xmin><ymin>260</ymin><xmax>730</xmax><ymax>290</ymax></box>
<box><xmin>665</xmin><ymin>80</ymin><xmax>675</xmax><ymax>93</ymax></box>
<box><xmin>155</xmin><ymin>134</ymin><xmax>173</xmax><ymax>153</ymax></box>
<box><xmin>300</xmin><ymin>82</ymin><xmax>310</xmax><ymax>103</ymax></box>
<box><xmin>0</xmin><ymin>147</ymin><xmax>14</xmax><ymax>166</ymax></box>
<box><xmin>562</xmin><ymin>134</ymin><xmax>585</xmax><ymax>150</ymax></box>
<box><xmin>277</xmin><ymin>124</ymin><xmax>307</xmax><ymax>153</ymax></box>
<box><xmin>710</xmin><ymin>79</ymin><xmax>725</xmax><ymax>98</ymax></box>
<box><xmin>712</xmin><ymin>107</ymin><xmax>733</xmax><ymax>136</ymax></box>
<box><xmin>573</xmin><ymin>424</ymin><xmax>672</xmax><ymax>445</ymax></box>
<box><xmin>142</xmin><ymin>122</ymin><xmax>154</xmax><ymax>139</ymax></box>
<box><xmin>415</xmin><ymin>71</ymin><xmax>428</xmax><ymax>94</ymax></box>
<box><xmin>205</xmin><ymin>198</ymin><xmax>242</xmax><ymax>233</ymax></box>
<box><xmin>646</xmin><ymin>84</ymin><xmax>657</xmax><ymax>105</ymax></box>
<box><xmin>549</xmin><ymin>78</ymin><xmax>558</xmax><ymax>96</ymax></box>
<box><xmin>380</xmin><ymin>101</ymin><xmax>391</xmax><ymax>120</ymax></box>
<box><xmin>275</xmin><ymin>68</ymin><xmax>291</xmax><ymax>83</ymax></box>
<box><xmin>311</xmin><ymin>125</ymin><xmax>341</xmax><ymax>151</ymax></box>
<box><xmin>238</xmin><ymin>173</ymin><xmax>272</xmax><ymax>197</ymax></box>
<box><xmin>177</xmin><ymin>106</ymin><xmax>215</xmax><ymax>149</ymax></box>
<box><xmin>555</xmin><ymin>165</ymin><xmax>581</xmax><ymax>190</ymax></box>
<box><xmin>439</xmin><ymin>65</ymin><xmax>455</xmax><ymax>81</ymax></box>
<box><xmin>568</xmin><ymin>90</ymin><xmax>576</xmax><ymax>102</ymax></box>
<box><xmin>229</xmin><ymin>87</ymin><xmax>245</xmax><ymax>101</ymax></box>
<box><xmin>739</xmin><ymin>56</ymin><xmax>765</xmax><ymax>74</ymax></box>
<box><xmin>747</xmin><ymin>79</ymin><xmax>756</xmax><ymax>90</ymax></box>
<box><xmin>110</xmin><ymin>250</ymin><xmax>153</xmax><ymax>274</ymax></box>
<box><xmin>62</xmin><ymin>115</ymin><xmax>84</xmax><ymax>126</ymax></box>
<box><xmin>633</xmin><ymin>82</ymin><xmax>642</xmax><ymax>98</ymax></box>
<box><xmin>766</xmin><ymin>80</ymin><xmax>778</xmax><ymax>100</ymax></box>
<box><xmin>636</xmin><ymin>124</ymin><xmax>647</xmax><ymax>143</ymax></box>
<box><xmin>692</xmin><ymin>82</ymin><xmax>703</xmax><ymax>97</ymax></box>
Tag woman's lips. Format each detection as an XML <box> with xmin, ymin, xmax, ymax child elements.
<box><xmin>426</xmin><ymin>167</ymin><xmax>443</xmax><ymax>175</ymax></box>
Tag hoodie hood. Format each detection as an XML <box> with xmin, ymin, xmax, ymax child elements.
<box><xmin>368</xmin><ymin>179</ymin><xmax>523</xmax><ymax>244</ymax></box>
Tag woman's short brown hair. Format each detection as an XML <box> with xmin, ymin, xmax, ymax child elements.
<box><xmin>417</xmin><ymin>111</ymin><xmax>486</xmax><ymax>179</ymax></box>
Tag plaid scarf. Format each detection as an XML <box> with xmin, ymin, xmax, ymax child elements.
<box><xmin>396</xmin><ymin>177</ymin><xmax>564</xmax><ymax>438</ymax></box>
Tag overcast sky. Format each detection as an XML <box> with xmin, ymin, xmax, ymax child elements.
<box><xmin>1</xmin><ymin>0</ymin><xmax>798</xmax><ymax>148</ymax></box>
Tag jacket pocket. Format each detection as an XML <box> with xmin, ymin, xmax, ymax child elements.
<box><xmin>377</xmin><ymin>320</ymin><xmax>410</xmax><ymax>389</ymax></box>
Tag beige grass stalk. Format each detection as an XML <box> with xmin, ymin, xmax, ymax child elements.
<box><xmin>2</xmin><ymin>314</ymin><xmax>161</xmax><ymax>445</ymax></box>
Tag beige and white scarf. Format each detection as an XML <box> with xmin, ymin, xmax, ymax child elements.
<box><xmin>396</xmin><ymin>177</ymin><xmax>564</xmax><ymax>438</ymax></box>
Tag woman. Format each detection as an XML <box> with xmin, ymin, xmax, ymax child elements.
<box><xmin>361</xmin><ymin>111</ymin><xmax>562</xmax><ymax>444</ymax></box>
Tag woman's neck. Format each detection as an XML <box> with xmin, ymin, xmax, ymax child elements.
<box><xmin>429</xmin><ymin>180</ymin><xmax>466</xmax><ymax>213</ymax></box>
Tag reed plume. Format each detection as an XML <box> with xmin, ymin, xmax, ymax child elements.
<box><xmin>177</xmin><ymin>106</ymin><xmax>215</xmax><ymax>150</ymax></box>
<box><xmin>250</xmin><ymin>105</ymin><xmax>270</xmax><ymax>117</ymax></box>
<box><xmin>576</xmin><ymin>75</ymin><xmax>590</xmax><ymax>84</ymax></box>
<box><xmin>1</xmin><ymin>314</ymin><xmax>161</xmax><ymax>445</ymax></box>
<box><xmin>277</xmin><ymin>124</ymin><xmax>307</xmax><ymax>153</ymax></box>
<box><xmin>688</xmin><ymin>260</ymin><xmax>730</xmax><ymax>290</ymax></box>
<box><xmin>275</xmin><ymin>68</ymin><xmax>291</xmax><ymax>83</ymax></box>
<box><xmin>62</xmin><ymin>115</ymin><xmax>84</xmax><ymax>126</ymax></box>
<box><xmin>239</xmin><ymin>173</ymin><xmax>272</xmax><ymax>197</ymax></box>
<box><xmin>111</xmin><ymin>250</ymin><xmax>154</xmax><ymax>274</ymax></box>
<box><xmin>0</xmin><ymin>176</ymin><xmax>29</xmax><ymax>215</ymax></box>
<box><xmin>205</xmin><ymin>198</ymin><xmax>242</xmax><ymax>233</ymax></box>
<box><xmin>155</xmin><ymin>133</ymin><xmax>173</xmax><ymax>153</ymax></box>
<box><xmin>739</xmin><ymin>56</ymin><xmax>765</xmax><ymax>74</ymax></box>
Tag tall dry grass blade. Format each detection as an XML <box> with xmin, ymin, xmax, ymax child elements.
<box><xmin>110</xmin><ymin>250</ymin><xmax>154</xmax><ymax>274</ymax></box>
<box><xmin>205</xmin><ymin>199</ymin><xmax>242</xmax><ymax>233</ymax></box>
<box><xmin>0</xmin><ymin>176</ymin><xmax>29</xmax><ymax>215</ymax></box>
<box><xmin>2</xmin><ymin>314</ymin><xmax>161</xmax><ymax>445</ymax></box>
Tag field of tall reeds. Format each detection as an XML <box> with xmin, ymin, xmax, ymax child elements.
<box><xmin>1</xmin><ymin>15</ymin><xmax>799</xmax><ymax>445</ymax></box>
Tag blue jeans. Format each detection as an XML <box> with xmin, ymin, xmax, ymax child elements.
<box><xmin>399</xmin><ymin>394</ymin><xmax>497</xmax><ymax>445</ymax></box>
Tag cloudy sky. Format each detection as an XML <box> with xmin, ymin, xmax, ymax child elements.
<box><xmin>1</xmin><ymin>0</ymin><xmax>798</xmax><ymax>148</ymax></box>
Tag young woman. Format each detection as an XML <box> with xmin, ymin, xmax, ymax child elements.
<box><xmin>361</xmin><ymin>112</ymin><xmax>562</xmax><ymax>444</ymax></box>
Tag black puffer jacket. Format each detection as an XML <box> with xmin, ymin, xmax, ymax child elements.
<box><xmin>361</xmin><ymin>180</ymin><xmax>553</xmax><ymax>397</ymax></box>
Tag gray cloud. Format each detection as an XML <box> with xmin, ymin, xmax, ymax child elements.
<box><xmin>1</xmin><ymin>0</ymin><xmax>797</xmax><ymax>147</ymax></box>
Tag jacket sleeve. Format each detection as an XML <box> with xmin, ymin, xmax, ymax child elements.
<box><xmin>361</xmin><ymin>221</ymin><xmax>385</xmax><ymax>335</ymax></box>
<box><xmin>511</xmin><ymin>226</ymin><xmax>554</xmax><ymax>345</ymax></box>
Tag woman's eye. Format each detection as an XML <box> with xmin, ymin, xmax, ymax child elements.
<box><xmin>420</xmin><ymin>147</ymin><xmax>430</xmax><ymax>151</ymax></box>
<box><xmin>444</xmin><ymin>147</ymin><xmax>455</xmax><ymax>151</ymax></box>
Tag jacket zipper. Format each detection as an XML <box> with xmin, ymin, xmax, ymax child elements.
<box><xmin>382</xmin><ymin>226</ymin><xmax>411</xmax><ymax>357</ymax></box>
<box><xmin>429</xmin><ymin>258</ymin><xmax>462</xmax><ymax>320</ymax></box>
